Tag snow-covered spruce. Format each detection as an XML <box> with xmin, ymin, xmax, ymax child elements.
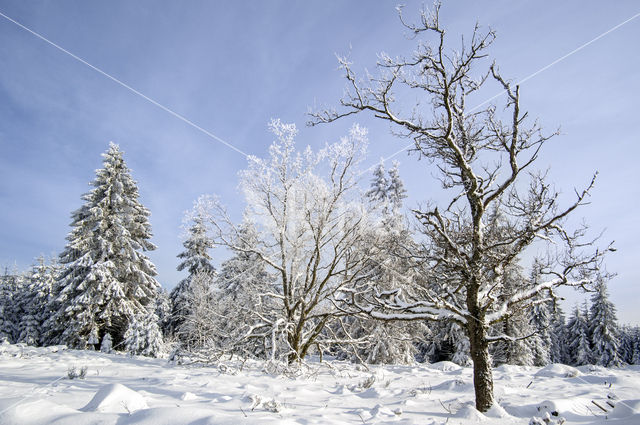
<box><xmin>45</xmin><ymin>143</ymin><xmax>161</xmax><ymax>350</ymax></box>
<box><xmin>566</xmin><ymin>303</ymin><xmax>592</xmax><ymax>366</ymax></box>
<box><xmin>168</xmin><ymin>207</ymin><xmax>216</xmax><ymax>337</ymax></box>
<box><xmin>589</xmin><ymin>280</ymin><xmax>622</xmax><ymax>367</ymax></box>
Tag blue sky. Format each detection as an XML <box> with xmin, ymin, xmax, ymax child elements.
<box><xmin>1</xmin><ymin>1</ymin><xmax>639</xmax><ymax>324</ymax></box>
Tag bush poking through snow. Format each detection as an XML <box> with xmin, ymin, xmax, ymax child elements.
<box><xmin>67</xmin><ymin>365</ymin><xmax>87</xmax><ymax>380</ymax></box>
<box><xmin>529</xmin><ymin>412</ymin><xmax>566</xmax><ymax>425</ymax></box>
<box><xmin>248</xmin><ymin>394</ymin><xmax>282</xmax><ymax>413</ymax></box>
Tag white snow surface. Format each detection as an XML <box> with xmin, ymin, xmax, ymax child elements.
<box><xmin>1</xmin><ymin>341</ymin><xmax>639</xmax><ymax>425</ymax></box>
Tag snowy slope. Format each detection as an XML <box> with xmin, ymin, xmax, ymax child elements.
<box><xmin>1</xmin><ymin>342</ymin><xmax>638</xmax><ymax>425</ymax></box>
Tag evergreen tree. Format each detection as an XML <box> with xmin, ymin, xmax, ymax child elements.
<box><xmin>366</xmin><ymin>161</ymin><xmax>389</xmax><ymax>207</ymax></box>
<box><xmin>46</xmin><ymin>143</ymin><xmax>160</xmax><ymax>349</ymax></box>
<box><xmin>490</xmin><ymin>265</ymin><xmax>535</xmax><ymax>366</ymax></box>
<box><xmin>549</xmin><ymin>304</ymin><xmax>568</xmax><ymax>364</ymax></box>
<box><xmin>386</xmin><ymin>161</ymin><xmax>407</xmax><ymax>215</ymax></box>
<box><xmin>206</xmin><ymin>219</ymin><xmax>274</xmax><ymax>357</ymax></box>
<box><xmin>589</xmin><ymin>281</ymin><xmax>622</xmax><ymax>367</ymax></box>
<box><xmin>0</xmin><ymin>268</ymin><xmax>19</xmax><ymax>343</ymax></box>
<box><xmin>175</xmin><ymin>270</ymin><xmax>218</xmax><ymax>351</ymax></box>
<box><xmin>425</xmin><ymin>320</ymin><xmax>471</xmax><ymax>366</ymax></box>
<box><xmin>619</xmin><ymin>325</ymin><xmax>635</xmax><ymax>364</ymax></box>
<box><xmin>124</xmin><ymin>310</ymin><xmax>164</xmax><ymax>357</ymax></box>
<box><xmin>529</xmin><ymin>301</ymin><xmax>553</xmax><ymax>366</ymax></box>
<box><xmin>169</xmin><ymin>211</ymin><xmax>215</xmax><ymax>335</ymax></box>
<box><xmin>100</xmin><ymin>333</ymin><xmax>113</xmax><ymax>353</ymax></box>
<box><xmin>632</xmin><ymin>327</ymin><xmax>640</xmax><ymax>365</ymax></box>
<box><xmin>16</xmin><ymin>256</ymin><xmax>58</xmax><ymax>346</ymax></box>
<box><xmin>336</xmin><ymin>162</ymin><xmax>421</xmax><ymax>365</ymax></box>
<box><xmin>528</xmin><ymin>266</ymin><xmax>554</xmax><ymax>366</ymax></box>
<box><xmin>566</xmin><ymin>304</ymin><xmax>592</xmax><ymax>366</ymax></box>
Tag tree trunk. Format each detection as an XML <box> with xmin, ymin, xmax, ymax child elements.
<box><xmin>467</xmin><ymin>319</ymin><xmax>494</xmax><ymax>412</ymax></box>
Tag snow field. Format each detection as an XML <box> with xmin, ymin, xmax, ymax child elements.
<box><xmin>1</xmin><ymin>342</ymin><xmax>639</xmax><ymax>425</ymax></box>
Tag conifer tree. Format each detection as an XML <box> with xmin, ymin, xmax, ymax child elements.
<box><xmin>528</xmin><ymin>267</ymin><xmax>554</xmax><ymax>366</ymax></box>
<box><xmin>619</xmin><ymin>325</ymin><xmax>635</xmax><ymax>364</ymax></box>
<box><xmin>169</xmin><ymin>209</ymin><xmax>215</xmax><ymax>335</ymax></box>
<box><xmin>566</xmin><ymin>304</ymin><xmax>592</xmax><ymax>366</ymax></box>
<box><xmin>124</xmin><ymin>310</ymin><xmax>164</xmax><ymax>357</ymax></box>
<box><xmin>46</xmin><ymin>143</ymin><xmax>160</xmax><ymax>349</ymax></box>
<box><xmin>16</xmin><ymin>256</ymin><xmax>58</xmax><ymax>346</ymax></box>
<box><xmin>549</xmin><ymin>305</ymin><xmax>567</xmax><ymax>364</ymax></box>
<box><xmin>589</xmin><ymin>281</ymin><xmax>622</xmax><ymax>367</ymax></box>
<box><xmin>632</xmin><ymin>327</ymin><xmax>640</xmax><ymax>365</ymax></box>
<box><xmin>0</xmin><ymin>268</ymin><xmax>18</xmax><ymax>343</ymax></box>
<box><xmin>338</xmin><ymin>161</ymin><xmax>421</xmax><ymax>365</ymax></box>
<box><xmin>100</xmin><ymin>333</ymin><xmax>113</xmax><ymax>353</ymax></box>
<box><xmin>204</xmin><ymin>219</ymin><xmax>274</xmax><ymax>357</ymax></box>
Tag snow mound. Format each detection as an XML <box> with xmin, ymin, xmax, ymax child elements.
<box><xmin>452</xmin><ymin>404</ymin><xmax>487</xmax><ymax>421</ymax></box>
<box><xmin>82</xmin><ymin>383</ymin><xmax>148</xmax><ymax>413</ymax></box>
<box><xmin>535</xmin><ymin>364</ymin><xmax>581</xmax><ymax>378</ymax></box>
<box><xmin>606</xmin><ymin>399</ymin><xmax>640</xmax><ymax>419</ymax></box>
<box><xmin>180</xmin><ymin>391</ymin><xmax>197</xmax><ymax>401</ymax></box>
<box><xmin>484</xmin><ymin>403</ymin><xmax>512</xmax><ymax>419</ymax></box>
<box><xmin>0</xmin><ymin>398</ymin><xmax>78</xmax><ymax>424</ymax></box>
<box><xmin>432</xmin><ymin>378</ymin><xmax>472</xmax><ymax>392</ymax></box>
<box><xmin>428</xmin><ymin>361</ymin><xmax>462</xmax><ymax>372</ymax></box>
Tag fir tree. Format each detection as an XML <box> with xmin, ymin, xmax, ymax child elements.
<box><xmin>366</xmin><ymin>161</ymin><xmax>389</xmax><ymax>207</ymax></box>
<box><xmin>528</xmin><ymin>266</ymin><xmax>554</xmax><ymax>366</ymax></box>
<box><xmin>124</xmin><ymin>311</ymin><xmax>164</xmax><ymax>357</ymax></box>
<box><xmin>100</xmin><ymin>333</ymin><xmax>113</xmax><ymax>353</ymax></box>
<box><xmin>0</xmin><ymin>268</ymin><xmax>21</xmax><ymax>343</ymax></box>
<box><xmin>169</xmin><ymin>210</ymin><xmax>215</xmax><ymax>335</ymax></box>
<box><xmin>16</xmin><ymin>256</ymin><xmax>57</xmax><ymax>346</ymax></box>
<box><xmin>205</xmin><ymin>219</ymin><xmax>274</xmax><ymax>357</ymax></box>
<box><xmin>632</xmin><ymin>327</ymin><xmax>640</xmax><ymax>365</ymax></box>
<box><xmin>386</xmin><ymin>161</ymin><xmax>407</xmax><ymax>215</ymax></box>
<box><xmin>589</xmin><ymin>281</ymin><xmax>622</xmax><ymax>367</ymax></box>
<box><xmin>619</xmin><ymin>325</ymin><xmax>635</xmax><ymax>364</ymax></box>
<box><xmin>337</xmin><ymin>162</ymin><xmax>420</xmax><ymax>365</ymax></box>
<box><xmin>566</xmin><ymin>304</ymin><xmax>592</xmax><ymax>366</ymax></box>
<box><xmin>46</xmin><ymin>143</ymin><xmax>160</xmax><ymax>349</ymax></box>
<box><xmin>549</xmin><ymin>304</ymin><xmax>568</xmax><ymax>364</ymax></box>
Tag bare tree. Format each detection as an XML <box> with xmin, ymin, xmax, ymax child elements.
<box><xmin>208</xmin><ymin>120</ymin><xmax>373</xmax><ymax>363</ymax></box>
<box><xmin>310</xmin><ymin>3</ymin><xmax>611</xmax><ymax>411</ymax></box>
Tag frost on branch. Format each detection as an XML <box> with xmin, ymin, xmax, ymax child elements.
<box><xmin>309</xmin><ymin>1</ymin><xmax>611</xmax><ymax>412</ymax></box>
<box><xmin>204</xmin><ymin>120</ymin><xmax>373</xmax><ymax>363</ymax></box>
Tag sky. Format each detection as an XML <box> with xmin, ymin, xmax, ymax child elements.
<box><xmin>0</xmin><ymin>1</ymin><xmax>638</xmax><ymax>325</ymax></box>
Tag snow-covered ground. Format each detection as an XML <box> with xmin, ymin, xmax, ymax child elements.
<box><xmin>1</xmin><ymin>342</ymin><xmax>638</xmax><ymax>425</ymax></box>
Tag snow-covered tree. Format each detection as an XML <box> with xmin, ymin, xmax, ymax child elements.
<box><xmin>46</xmin><ymin>143</ymin><xmax>160</xmax><ymax>349</ymax></box>
<box><xmin>100</xmin><ymin>333</ymin><xmax>113</xmax><ymax>353</ymax></box>
<box><xmin>155</xmin><ymin>288</ymin><xmax>171</xmax><ymax>337</ymax></box>
<box><xmin>310</xmin><ymin>3</ymin><xmax>610</xmax><ymax>411</ymax></box>
<box><xmin>208</xmin><ymin>120</ymin><xmax>372</xmax><ymax>363</ymax></box>
<box><xmin>175</xmin><ymin>270</ymin><xmax>217</xmax><ymax>351</ymax></box>
<box><xmin>490</xmin><ymin>265</ymin><xmax>534</xmax><ymax>366</ymax></box>
<box><xmin>15</xmin><ymin>256</ymin><xmax>58</xmax><ymax>346</ymax></box>
<box><xmin>424</xmin><ymin>320</ymin><xmax>471</xmax><ymax>366</ymax></box>
<box><xmin>366</xmin><ymin>162</ymin><xmax>389</xmax><ymax>206</ymax></box>
<box><xmin>589</xmin><ymin>281</ymin><xmax>622</xmax><ymax>367</ymax></box>
<box><xmin>619</xmin><ymin>325</ymin><xmax>635</xmax><ymax>364</ymax></box>
<box><xmin>168</xmin><ymin>208</ymin><xmax>216</xmax><ymax>336</ymax></box>
<box><xmin>549</xmin><ymin>305</ymin><xmax>568</xmax><ymax>364</ymax></box>
<box><xmin>632</xmin><ymin>327</ymin><xmax>640</xmax><ymax>365</ymax></box>
<box><xmin>528</xmin><ymin>267</ymin><xmax>553</xmax><ymax>366</ymax></box>
<box><xmin>334</xmin><ymin>161</ymin><xmax>421</xmax><ymax>365</ymax></box>
<box><xmin>205</xmin><ymin>219</ymin><xmax>275</xmax><ymax>358</ymax></box>
<box><xmin>124</xmin><ymin>310</ymin><xmax>164</xmax><ymax>357</ymax></box>
<box><xmin>0</xmin><ymin>267</ymin><xmax>24</xmax><ymax>343</ymax></box>
<box><xmin>566</xmin><ymin>304</ymin><xmax>592</xmax><ymax>366</ymax></box>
